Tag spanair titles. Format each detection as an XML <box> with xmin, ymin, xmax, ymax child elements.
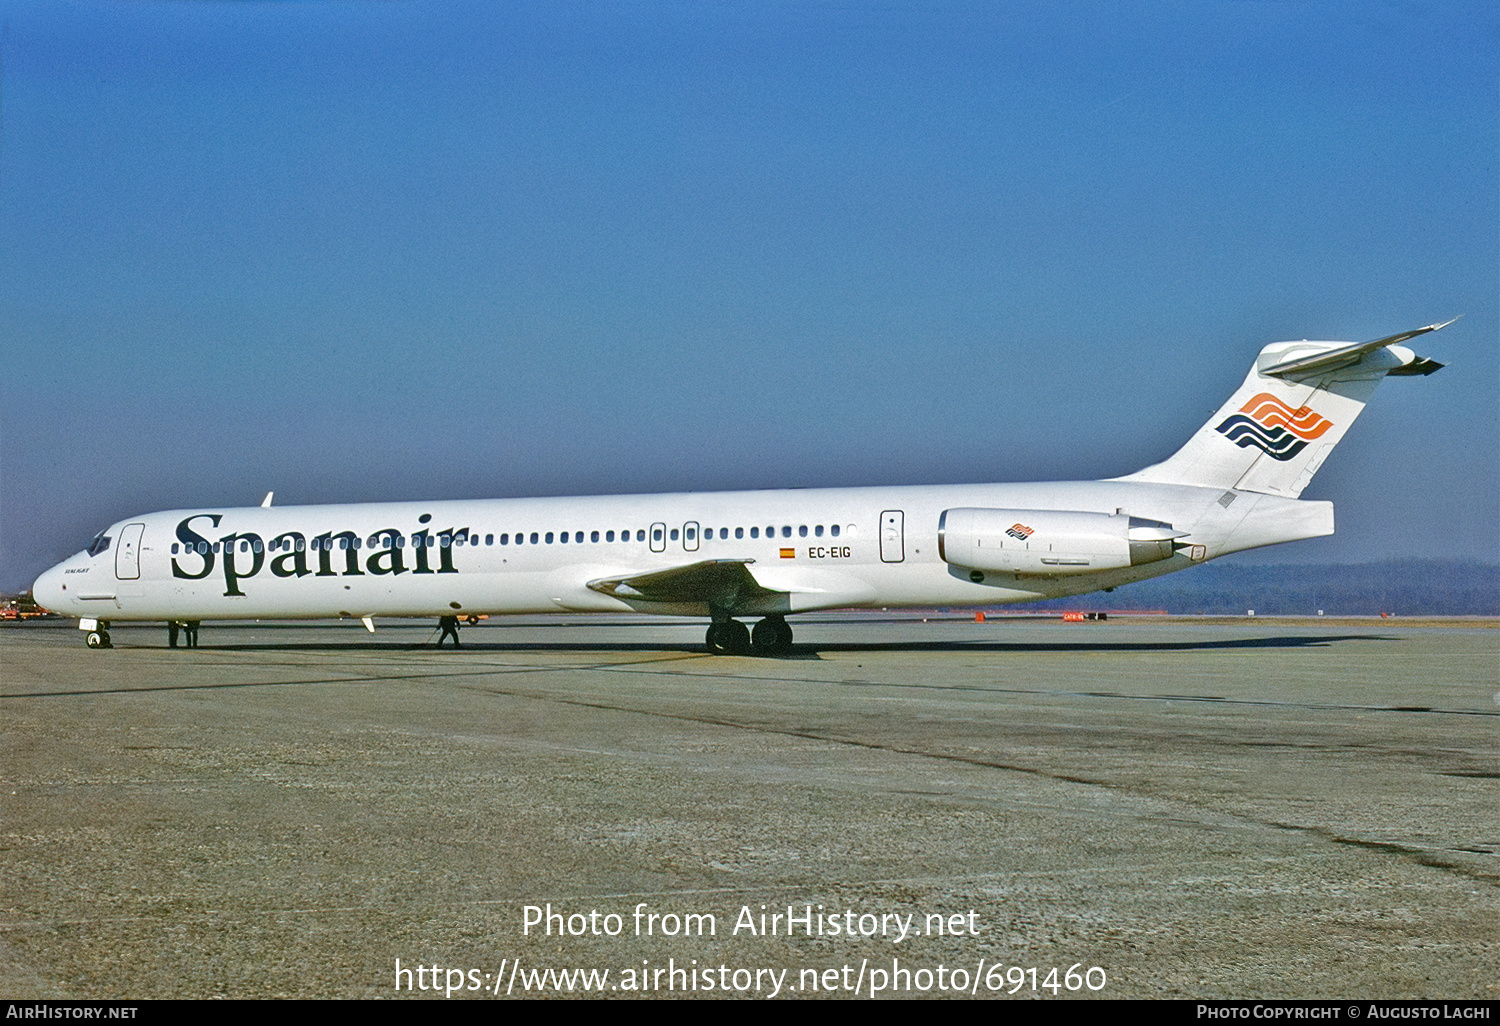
<box><xmin>170</xmin><ymin>512</ymin><xmax>470</xmax><ymax>597</ymax></box>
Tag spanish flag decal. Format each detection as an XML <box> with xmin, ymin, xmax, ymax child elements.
<box><xmin>779</xmin><ymin>548</ymin><xmax>796</xmax><ymax>559</ymax></box>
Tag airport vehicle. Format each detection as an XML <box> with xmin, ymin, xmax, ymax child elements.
<box><xmin>0</xmin><ymin>593</ymin><xmax>50</xmax><ymax>620</ymax></box>
<box><xmin>31</xmin><ymin>322</ymin><xmax>1451</xmax><ymax>653</ymax></box>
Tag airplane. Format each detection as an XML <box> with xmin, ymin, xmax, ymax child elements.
<box><xmin>31</xmin><ymin>320</ymin><xmax>1453</xmax><ymax>655</ymax></box>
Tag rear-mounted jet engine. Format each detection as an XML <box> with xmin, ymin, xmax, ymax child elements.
<box><xmin>937</xmin><ymin>508</ymin><xmax>1186</xmax><ymax>576</ymax></box>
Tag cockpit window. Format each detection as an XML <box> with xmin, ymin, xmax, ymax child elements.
<box><xmin>87</xmin><ymin>532</ymin><xmax>112</xmax><ymax>557</ymax></box>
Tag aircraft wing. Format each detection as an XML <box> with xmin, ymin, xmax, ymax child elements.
<box><xmin>586</xmin><ymin>559</ymin><xmax>782</xmax><ymax>609</ymax></box>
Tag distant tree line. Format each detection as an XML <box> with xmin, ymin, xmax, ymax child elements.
<box><xmin>1012</xmin><ymin>559</ymin><xmax>1499</xmax><ymax>616</ymax></box>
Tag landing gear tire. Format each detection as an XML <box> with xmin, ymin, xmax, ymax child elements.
<box><xmin>751</xmin><ymin>616</ymin><xmax>793</xmax><ymax>656</ymax></box>
<box><xmin>705</xmin><ymin>620</ymin><xmax>751</xmax><ymax>656</ymax></box>
<box><xmin>86</xmin><ymin>630</ymin><xmax>112</xmax><ymax>649</ymax></box>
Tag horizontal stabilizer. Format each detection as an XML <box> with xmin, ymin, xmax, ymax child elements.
<box><xmin>1386</xmin><ymin>356</ymin><xmax>1444</xmax><ymax>376</ymax></box>
<box><xmin>1259</xmin><ymin>318</ymin><xmax>1457</xmax><ymax>379</ymax></box>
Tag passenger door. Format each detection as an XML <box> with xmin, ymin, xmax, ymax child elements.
<box><xmin>115</xmin><ymin>523</ymin><xmax>145</xmax><ymax>580</ymax></box>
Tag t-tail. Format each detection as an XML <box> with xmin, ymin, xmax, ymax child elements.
<box><xmin>1116</xmin><ymin>319</ymin><xmax>1454</xmax><ymax>498</ymax></box>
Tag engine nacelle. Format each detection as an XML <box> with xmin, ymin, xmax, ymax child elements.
<box><xmin>937</xmin><ymin>508</ymin><xmax>1185</xmax><ymax>576</ymax></box>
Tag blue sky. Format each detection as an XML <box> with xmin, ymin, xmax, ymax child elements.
<box><xmin>2</xmin><ymin>1</ymin><xmax>1496</xmax><ymax>593</ymax></box>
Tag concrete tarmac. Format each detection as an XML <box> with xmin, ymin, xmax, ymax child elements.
<box><xmin>1</xmin><ymin>616</ymin><xmax>1495</xmax><ymax>999</ymax></box>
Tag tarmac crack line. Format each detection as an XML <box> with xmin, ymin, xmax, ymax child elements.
<box><xmin>0</xmin><ymin>656</ymin><xmax>708</xmax><ymax>699</ymax></box>
<box><xmin>444</xmin><ymin>677</ymin><xmax>1500</xmax><ymax>887</ymax></box>
<box><xmin>8</xmin><ymin>657</ymin><xmax>1490</xmax><ymax>886</ymax></box>
<box><xmin>474</xmin><ymin>658</ymin><xmax>1499</xmax><ymax>718</ymax></box>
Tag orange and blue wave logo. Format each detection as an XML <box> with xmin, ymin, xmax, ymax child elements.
<box><xmin>1215</xmin><ymin>393</ymin><xmax>1333</xmax><ymax>461</ymax></box>
<box><xmin>1005</xmin><ymin>523</ymin><xmax>1033</xmax><ymax>541</ymax></box>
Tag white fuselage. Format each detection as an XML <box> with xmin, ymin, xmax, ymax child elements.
<box><xmin>31</xmin><ymin>478</ymin><xmax>1331</xmax><ymax>623</ymax></box>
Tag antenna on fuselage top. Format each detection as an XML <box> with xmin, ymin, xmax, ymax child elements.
<box><xmin>261</xmin><ymin>492</ymin><xmax>274</xmax><ymax>508</ymax></box>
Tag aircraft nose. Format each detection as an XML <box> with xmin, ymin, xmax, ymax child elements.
<box><xmin>32</xmin><ymin>563</ymin><xmax>69</xmax><ymax>614</ymax></box>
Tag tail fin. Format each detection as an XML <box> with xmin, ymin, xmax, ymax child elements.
<box><xmin>1116</xmin><ymin>320</ymin><xmax>1453</xmax><ymax>498</ymax></box>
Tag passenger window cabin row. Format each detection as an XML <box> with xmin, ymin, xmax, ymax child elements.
<box><xmin>168</xmin><ymin>523</ymin><xmax>847</xmax><ymax>555</ymax></box>
<box><xmin>493</xmin><ymin>523</ymin><xmax>844</xmax><ymax>546</ymax></box>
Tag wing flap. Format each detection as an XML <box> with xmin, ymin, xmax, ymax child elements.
<box><xmin>587</xmin><ymin>559</ymin><xmax>782</xmax><ymax>609</ymax></box>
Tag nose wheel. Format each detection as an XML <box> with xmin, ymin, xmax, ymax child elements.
<box><xmin>85</xmin><ymin>629</ymin><xmax>112</xmax><ymax>649</ymax></box>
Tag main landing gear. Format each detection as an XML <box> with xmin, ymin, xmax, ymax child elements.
<box><xmin>705</xmin><ymin>615</ymin><xmax>793</xmax><ymax>657</ymax></box>
<box><xmin>705</xmin><ymin>619</ymin><xmax>749</xmax><ymax>655</ymax></box>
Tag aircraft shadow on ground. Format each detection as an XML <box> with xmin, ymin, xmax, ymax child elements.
<box><xmin>126</xmin><ymin>634</ymin><xmax>1395</xmax><ymax>657</ymax></box>
<box><xmin>3</xmin><ymin>635</ymin><xmax>1411</xmax><ymax>701</ymax></box>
